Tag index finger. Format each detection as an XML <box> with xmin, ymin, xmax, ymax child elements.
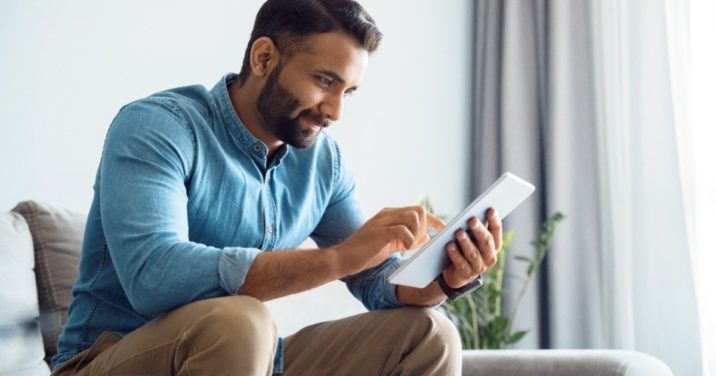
<box><xmin>427</xmin><ymin>212</ymin><xmax>446</xmax><ymax>232</ymax></box>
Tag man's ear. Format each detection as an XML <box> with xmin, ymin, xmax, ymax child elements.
<box><xmin>250</xmin><ymin>36</ymin><xmax>279</xmax><ymax>78</ymax></box>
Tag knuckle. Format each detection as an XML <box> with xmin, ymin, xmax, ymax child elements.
<box><xmin>487</xmin><ymin>235</ymin><xmax>495</xmax><ymax>247</ymax></box>
<box><xmin>459</xmin><ymin>259</ymin><xmax>470</xmax><ymax>270</ymax></box>
<box><xmin>485</xmin><ymin>255</ymin><xmax>497</xmax><ymax>266</ymax></box>
<box><xmin>414</xmin><ymin>205</ymin><xmax>426</xmax><ymax>216</ymax></box>
<box><xmin>410</xmin><ymin>211</ymin><xmax>420</xmax><ymax>226</ymax></box>
<box><xmin>402</xmin><ymin>224</ymin><xmax>413</xmax><ymax>236</ymax></box>
<box><xmin>411</xmin><ymin>209</ymin><xmax>419</xmax><ymax>219</ymax></box>
<box><xmin>390</xmin><ymin>225</ymin><xmax>406</xmax><ymax>239</ymax></box>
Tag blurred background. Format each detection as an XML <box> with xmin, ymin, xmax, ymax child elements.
<box><xmin>1</xmin><ymin>1</ymin><xmax>713</xmax><ymax>375</ymax></box>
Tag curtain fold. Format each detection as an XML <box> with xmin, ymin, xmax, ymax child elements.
<box><xmin>471</xmin><ymin>1</ymin><xmax>704</xmax><ymax>374</ymax></box>
<box><xmin>590</xmin><ymin>2</ymin><xmax>703</xmax><ymax>374</ymax></box>
<box><xmin>472</xmin><ymin>0</ymin><xmax>602</xmax><ymax>350</ymax></box>
<box><xmin>473</xmin><ymin>0</ymin><xmax>545</xmax><ymax>348</ymax></box>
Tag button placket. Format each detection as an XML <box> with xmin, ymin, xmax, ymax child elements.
<box><xmin>260</xmin><ymin>171</ymin><xmax>275</xmax><ymax>249</ymax></box>
<box><xmin>264</xmin><ymin>169</ymin><xmax>277</xmax><ymax>249</ymax></box>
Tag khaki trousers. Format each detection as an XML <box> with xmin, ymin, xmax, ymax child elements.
<box><xmin>53</xmin><ymin>296</ymin><xmax>461</xmax><ymax>376</ymax></box>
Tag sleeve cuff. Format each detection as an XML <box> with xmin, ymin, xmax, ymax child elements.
<box><xmin>218</xmin><ymin>247</ymin><xmax>262</xmax><ymax>294</ymax></box>
<box><xmin>380</xmin><ymin>258</ymin><xmax>403</xmax><ymax>308</ymax></box>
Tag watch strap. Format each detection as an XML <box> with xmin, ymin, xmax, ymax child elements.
<box><xmin>436</xmin><ymin>273</ymin><xmax>484</xmax><ymax>301</ymax></box>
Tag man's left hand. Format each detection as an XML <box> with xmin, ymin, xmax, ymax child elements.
<box><xmin>442</xmin><ymin>208</ymin><xmax>503</xmax><ymax>289</ymax></box>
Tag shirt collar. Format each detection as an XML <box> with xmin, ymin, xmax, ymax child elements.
<box><xmin>211</xmin><ymin>73</ymin><xmax>290</xmax><ymax>167</ymax></box>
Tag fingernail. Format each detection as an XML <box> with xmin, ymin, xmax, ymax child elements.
<box><xmin>456</xmin><ymin>230</ymin><xmax>467</xmax><ymax>240</ymax></box>
<box><xmin>447</xmin><ymin>243</ymin><xmax>457</xmax><ymax>251</ymax></box>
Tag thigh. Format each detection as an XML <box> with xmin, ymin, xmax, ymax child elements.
<box><xmin>280</xmin><ymin>307</ymin><xmax>455</xmax><ymax>376</ymax></box>
<box><xmin>54</xmin><ymin>295</ymin><xmax>272</xmax><ymax>376</ymax></box>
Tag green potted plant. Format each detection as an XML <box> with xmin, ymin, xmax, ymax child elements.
<box><xmin>420</xmin><ymin>198</ymin><xmax>564</xmax><ymax>349</ymax></box>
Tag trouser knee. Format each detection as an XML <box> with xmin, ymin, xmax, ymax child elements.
<box><xmin>183</xmin><ymin>295</ymin><xmax>277</xmax><ymax>354</ymax></box>
<box><xmin>408</xmin><ymin>307</ymin><xmax>462</xmax><ymax>351</ymax></box>
<box><xmin>382</xmin><ymin>307</ymin><xmax>462</xmax><ymax>375</ymax></box>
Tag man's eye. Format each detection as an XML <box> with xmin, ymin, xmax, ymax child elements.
<box><xmin>317</xmin><ymin>76</ymin><xmax>332</xmax><ymax>86</ymax></box>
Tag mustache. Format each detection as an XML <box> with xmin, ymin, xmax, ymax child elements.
<box><xmin>298</xmin><ymin>110</ymin><xmax>331</xmax><ymax>128</ymax></box>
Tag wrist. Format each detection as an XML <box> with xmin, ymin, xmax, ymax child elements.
<box><xmin>325</xmin><ymin>247</ymin><xmax>347</xmax><ymax>279</ymax></box>
<box><xmin>429</xmin><ymin>280</ymin><xmax>448</xmax><ymax>301</ymax></box>
<box><xmin>396</xmin><ymin>281</ymin><xmax>448</xmax><ymax>307</ymax></box>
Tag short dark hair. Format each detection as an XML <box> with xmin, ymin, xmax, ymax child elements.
<box><xmin>237</xmin><ymin>0</ymin><xmax>382</xmax><ymax>84</ymax></box>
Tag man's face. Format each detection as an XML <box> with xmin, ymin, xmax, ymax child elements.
<box><xmin>256</xmin><ymin>32</ymin><xmax>369</xmax><ymax>148</ymax></box>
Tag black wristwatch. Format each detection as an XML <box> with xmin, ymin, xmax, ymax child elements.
<box><xmin>435</xmin><ymin>273</ymin><xmax>483</xmax><ymax>301</ymax></box>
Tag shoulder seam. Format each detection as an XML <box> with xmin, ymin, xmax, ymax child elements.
<box><xmin>141</xmin><ymin>97</ymin><xmax>198</xmax><ymax>181</ymax></box>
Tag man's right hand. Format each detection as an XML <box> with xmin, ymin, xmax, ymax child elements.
<box><xmin>331</xmin><ymin>206</ymin><xmax>445</xmax><ymax>276</ymax></box>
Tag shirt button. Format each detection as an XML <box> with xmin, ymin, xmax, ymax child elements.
<box><xmin>253</xmin><ymin>144</ymin><xmax>262</xmax><ymax>153</ymax></box>
<box><xmin>266</xmin><ymin>224</ymin><xmax>273</xmax><ymax>234</ymax></box>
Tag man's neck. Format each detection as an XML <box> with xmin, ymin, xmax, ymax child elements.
<box><xmin>227</xmin><ymin>78</ymin><xmax>284</xmax><ymax>161</ymax></box>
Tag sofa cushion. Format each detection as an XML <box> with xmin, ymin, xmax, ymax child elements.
<box><xmin>12</xmin><ymin>201</ymin><xmax>85</xmax><ymax>364</ymax></box>
<box><xmin>461</xmin><ymin>349</ymin><xmax>673</xmax><ymax>376</ymax></box>
<box><xmin>0</xmin><ymin>211</ymin><xmax>51</xmax><ymax>374</ymax></box>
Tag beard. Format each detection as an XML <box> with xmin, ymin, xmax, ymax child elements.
<box><xmin>256</xmin><ymin>63</ymin><xmax>330</xmax><ymax>149</ymax></box>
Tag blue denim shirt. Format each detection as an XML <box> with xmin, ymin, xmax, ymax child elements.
<box><xmin>53</xmin><ymin>73</ymin><xmax>404</xmax><ymax>373</ymax></box>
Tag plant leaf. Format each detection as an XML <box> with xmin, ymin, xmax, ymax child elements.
<box><xmin>507</xmin><ymin>330</ymin><xmax>529</xmax><ymax>345</ymax></box>
<box><xmin>527</xmin><ymin>262</ymin><xmax>537</xmax><ymax>276</ymax></box>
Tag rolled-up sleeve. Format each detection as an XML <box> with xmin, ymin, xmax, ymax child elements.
<box><xmin>310</xmin><ymin>140</ymin><xmax>403</xmax><ymax>310</ymax></box>
<box><xmin>218</xmin><ymin>248</ymin><xmax>261</xmax><ymax>294</ymax></box>
<box><xmin>100</xmin><ymin>99</ymin><xmax>259</xmax><ymax>318</ymax></box>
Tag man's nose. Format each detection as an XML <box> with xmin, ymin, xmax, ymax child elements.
<box><xmin>319</xmin><ymin>93</ymin><xmax>343</xmax><ymax>122</ymax></box>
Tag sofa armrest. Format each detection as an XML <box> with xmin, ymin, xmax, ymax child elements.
<box><xmin>462</xmin><ymin>349</ymin><xmax>673</xmax><ymax>376</ymax></box>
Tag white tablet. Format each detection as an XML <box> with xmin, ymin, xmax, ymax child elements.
<box><xmin>388</xmin><ymin>172</ymin><xmax>535</xmax><ymax>288</ymax></box>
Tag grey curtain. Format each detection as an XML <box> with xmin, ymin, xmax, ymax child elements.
<box><xmin>471</xmin><ymin>0</ymin><xmax>603</xmax><ymax>349</ymax></box>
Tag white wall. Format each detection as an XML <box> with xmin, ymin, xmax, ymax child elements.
<box><xmin>0</xmin><ymin>0</ymin><xmax>472</xmax><ymax>216</ymax></box>
<box><xmin>0</xmin><ymin>0</ymin><xmax>473</xmax><ymax>335</ymax></box>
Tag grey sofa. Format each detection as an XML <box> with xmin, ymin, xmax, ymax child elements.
<box><xmin>1</xmin><ymin>201</ymin><xmax>673</xmax><ymax>375</ymax></box>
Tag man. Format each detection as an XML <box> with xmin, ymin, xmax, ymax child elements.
<box><xmin>52</xmin><ymin>0</ymin><xmax>502</xmax><ymax>374</ymax></box>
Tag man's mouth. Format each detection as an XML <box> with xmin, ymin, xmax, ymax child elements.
<box><xmin>301</xmin><ymin>115</ymin><xmax>329</xmax><ymax>132</ymax></box>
